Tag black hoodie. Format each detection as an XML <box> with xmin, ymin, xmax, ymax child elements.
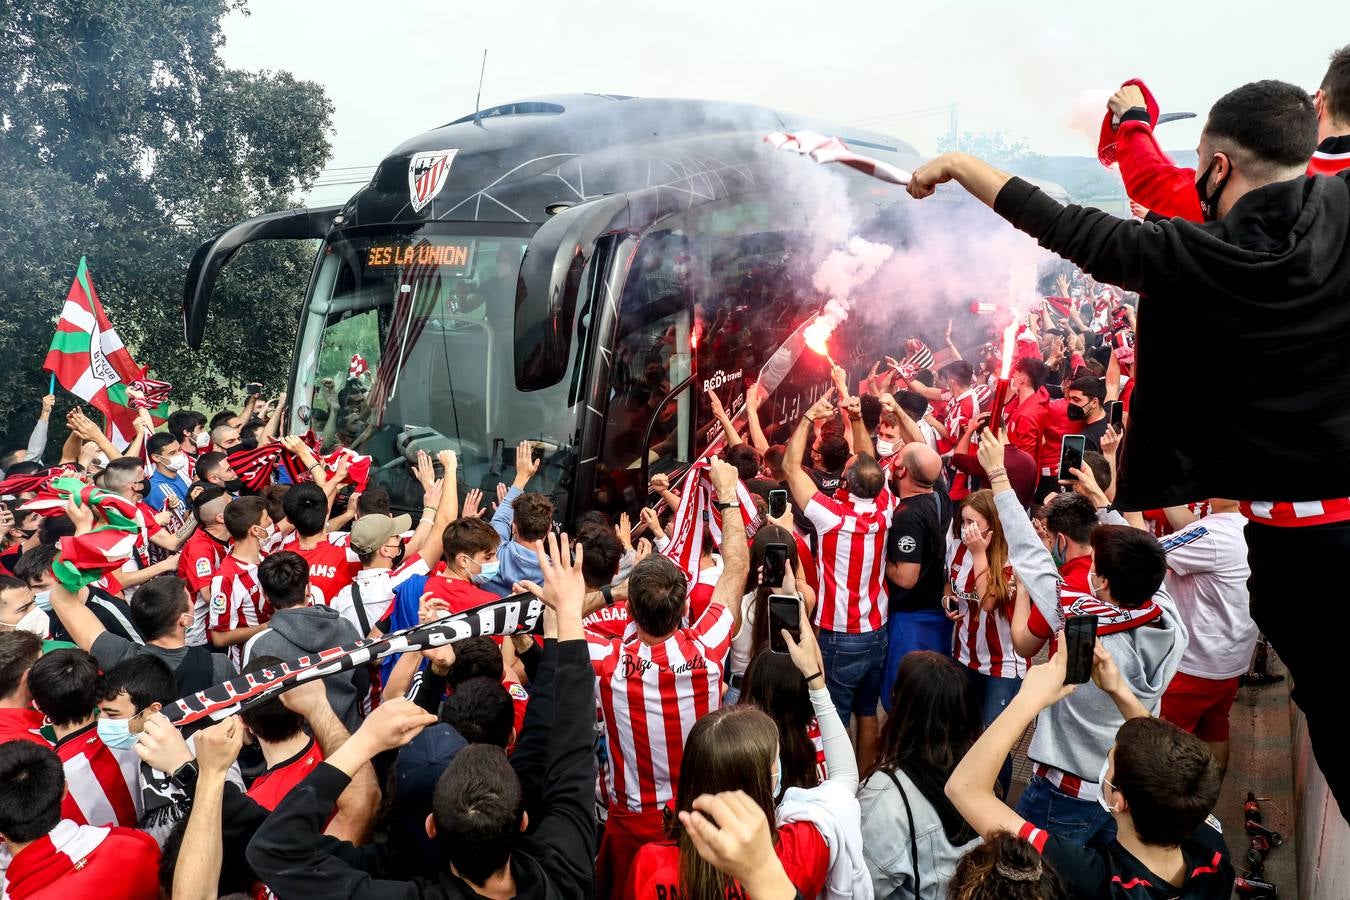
<box><xmin>993</xmin><ymin>171</ymin><xmax>1350</xmax><ymax>509</ymax></box>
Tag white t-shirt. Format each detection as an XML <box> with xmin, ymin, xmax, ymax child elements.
<box><xmin>331</xmin><ymin>557</ymin><xmax>431</xmax><ymax>636</ymax></box>
<box><xmin>1161</xmin><ymin>512</ymin><xmax>1257</xmax><ymax>680</ymax></box>
<box><xmin>728</xmin><ymin>592</ymin><xmax>758</xmax><ymax>678</ymax></box>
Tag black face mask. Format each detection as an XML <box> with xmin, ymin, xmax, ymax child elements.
<box><xmin>223</xmin><ymin>478</ymin><xmax>244</xmax><ymax>494</ymax></box>
<box><xmin>1066</xmin><ymin>403</ymin><xmax>1088</xmax><ymax>422</ymax></box>
<box><xmin>1195</xmin><ymin>156</ymin><xmax>1231</xmax><ymax>223</ymax></box>
<box><xmin>391</xmin><ymin>545</ymin><xmax>407</xmax><ymax>570</ymax></box>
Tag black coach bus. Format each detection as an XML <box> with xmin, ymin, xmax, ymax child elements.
<box><xmin>183</xmin><ymin>93</ymin><xmax>1060</xmax><ymax>522</ymax></box>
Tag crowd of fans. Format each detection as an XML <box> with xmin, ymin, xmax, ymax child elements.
<box><xmin>1</xmin><ymin>45</ymin><xmax>1348</xmax><ymax>900</ymax></box>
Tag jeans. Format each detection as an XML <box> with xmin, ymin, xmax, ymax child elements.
<box><xmin>967</xmin><ymin>669</ymin><xmax>1022</xmax><ymax>795</ymax></box>
<box><xmin>1248</xmin><ymin>518</ymin><xmax>1350</xmax><ymax>823</ymax></box>
<box><xmin>882</xmin><ymin>608</ymin><xmax>955</xmax><ymax>712</ymax></box>
<box><xmin>1015</xmin><ymin>774</ymin><xmax>1117</xmax><ymax>846</ymax></box>
<box><xmin>818</xmin><ymin>627</ymin><xmax>888</xmax><ymax>728</ymax></box>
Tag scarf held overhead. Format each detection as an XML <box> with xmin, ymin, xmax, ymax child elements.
<box><xmin>662</xmin><ymin>459</ymin><xmax>759</xmax><ymax>582</ymax></box>
<box><xmin>22</xmin><ymin>477</ymin><xmax>143</xmax><ymax>591</ymax></box>
<box><xmin>163</xmin><ymin>593</ymin><xmax>544</xmax><ymax>727</ymax></box>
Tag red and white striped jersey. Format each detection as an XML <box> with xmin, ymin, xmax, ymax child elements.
<box><xmin>587</xmin><ymin>601</ymin><xmax>734</xmax><ymax>814</ymax></box>
<box><xmin>209</xmin><ymin>555</ymin><xmax>272</xmax><ymax>672</ymax></box>
<box><xmin>947</xmin><ymin>540</ymin><xmax>1024</xmax><ymax>679</ymax></box>
<box><xmin>804</xmin><ymin>488</ymin><xmax>896</xmax><ymax>634</ymax></box>
<box><xmin>1242</xmin><ymin>498</ymin><xmax>1350</xmax><ymax>528</ymax></box>
<box><xmin>53</xmin><ymin>723</ymin><xmax>142</xmax><ymax>828</ymax></box>
<box><xmin>940</xmin><ymin>389</ymin><xmax>981</xmax><ymax>454</ymax></box>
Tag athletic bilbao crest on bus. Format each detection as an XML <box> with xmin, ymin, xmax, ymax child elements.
<box><xmin>407</xmin><ymin>149</ymin><xmax>458</xmax><ymax>213</ymax></box>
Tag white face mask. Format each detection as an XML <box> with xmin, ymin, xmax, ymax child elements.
<box><xmin>165</xmin><ymin>454</ymin><xmax>189</xmax><ymax>473</ymax></box>
<box><xmin>1088</xmin><ymin>569</ymin><xmax>1104</xmax><ymax>599</ymax></box>
<box><xmin>194</xmin><ymin>431</ymin><xmax>211</xmax><ymax>449</ymax></box>
<box><xmin>2</xmin><ymin>607</ymin><xmax>49</xmax><ymax>637</ymax></box>
<box><xmin>1097</xmin><ymin>755</ymin><xmax>1118</xmax><ymax>813</ymax></box>
<box><xmin>876</xmin><ymin>439</ymin><xmax>897</xmax><ymax>457</ymax></box>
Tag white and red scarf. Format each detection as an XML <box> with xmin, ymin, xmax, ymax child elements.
<box><xmin>662</xmin><ymin>459</ymin><xmax>759</xmax><ymax>583</ymax></box>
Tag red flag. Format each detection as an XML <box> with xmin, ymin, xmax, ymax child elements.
<box><xmin>348</xmin><ymin>354</ymin><xmax>369</xmax><ymax>378</ymax></box>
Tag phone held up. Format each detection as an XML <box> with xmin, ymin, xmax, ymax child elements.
<box><xmin>768</xmin><ymin>489</ymin><xmax>789</xmax><ymax>519</ymax></box>
<box><xmin>1058</xmin><ymin>434</ymin><xmax>1087</xmax><ymax>483</ymax></box>
<box><xmin>1106</xmin><ymin>399</ymin><xmax>1124</xmax><ymax>429</ymax></box>
<box><xmin>768</xmin><ymin>594</ymin><xmax>801</xmax><ymax>654</ymax></box>
<box><xmin>1063</xmin><ymin>614</ymin><xmax>1099</xmax><ymax>685</ymax></box>
<box><xmin>762</xmin><ymin>542</ymin><xmax>789</xmax><ymax>588</ymax></box>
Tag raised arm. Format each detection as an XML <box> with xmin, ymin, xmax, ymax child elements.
<box><xmin>947</xmin><ymin>635</ymin><xmax>1073</xmax><ymax>839</ymax></box>
<box><xmin>783</xmin><ymin>389</ymin><xmax>835</xmax><ymax>510</ymax></box>
<box><xmin>415</xmin><ymin>450</ymin><xmax>458</xmax><ymax>568</ymax></box>
<box><xmin>708</xmin><ymin>389</ymin><xmax>744</xmax><ymax>448</ymax></box>
<box><xmin>842</xmin><ymin>395</ymin><xmax>874</xmax><ymax>459</ymax></box>
<box><xmin>976</xmin><ymin>435</ymin><xmax>1062</xmax><ymax>631</ymax></box>
<box><xmin>743</xmin><ymin>383</ymin><xmax>770</xmax><ymax>454</ymax></box>
<box><xmin>707</xmin><ymin>457</ymin><xmax>750</xmax><ymax>611</ymax></box>
<box><xmin>173</xmin><ymin>717</ymin><xmax>244</xmax><ymax>900</ymax></box>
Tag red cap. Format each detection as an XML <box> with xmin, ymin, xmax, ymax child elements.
<box><xmin>1098</xmin><ymin>79</ymin><xmax>1160</xmax><ymax>167</ymax></box>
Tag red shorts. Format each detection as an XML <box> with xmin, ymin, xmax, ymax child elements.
<box><xmin>596</xmin><ymin>805</ymin><xmax>667</xmax><ymax>900</ymax></box>
<box><xmin>1161</xmin><ymin>671</ymin><xmax>1241</xmax><ymax>742</ymax></box>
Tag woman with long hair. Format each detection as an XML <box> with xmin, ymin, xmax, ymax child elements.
<box><xmin>629</xmin><ymin>611</ymin><xmax>864</xmax><ymax>899</ymax></box>
<box><xmin>725</xmin><ymin>522</ymin><xmax>815</xmax><ymax>705</ymax></box>
<box><xmin>740</xmin><ymin>650</ymin><xmax>822</xmax><ymax>795</ymax></box>
<box><xmin>858</xmin><ymin>651</ymin><xmax>983</xmax><ymax>899</ymax></box>
<box><xmin>945</xmin><ymin>488</ymin><xmax>1024</xmax><ymax>791</ymax></box>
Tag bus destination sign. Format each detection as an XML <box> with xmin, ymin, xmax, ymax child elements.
<box><xmin>365</xmin><ymin>240</ymin><xmax>474</xmax><ymax>273</ymax></box>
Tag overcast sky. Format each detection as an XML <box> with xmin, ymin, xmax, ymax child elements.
<box><xmin>220</xmin><ymin>0</ymin><xmax>1339</xmax><ymax>204</ymax></box>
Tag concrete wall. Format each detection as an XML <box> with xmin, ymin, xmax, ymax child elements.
<box><xmin>1293</xmin><ymin>709</ymin><xmax>1350</xmax><ymax>898</ymax></box>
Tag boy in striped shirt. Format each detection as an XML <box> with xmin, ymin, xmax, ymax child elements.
<box><xmin>208</xmin><ymin>496</ymin><xmax>273</xmax><ymax>673</ymax></box>
<box><xmin>27</xmin><ymin>649</ymin><xmax>142</xmax><ymax>829</ymax></box>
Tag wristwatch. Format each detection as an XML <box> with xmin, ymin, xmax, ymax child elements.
<box><xmin>600</xmin><ymin>584</ymin><xmax>615</xmax><ymax>607</ymax></box>
<box><xmin>170</xmin><ymin>759</ymin><xmax>199</xmax><ymax>792</ymax></box>
<box><xmin>713</xmin><ymin>500</ymin><xmax>738</xmax><ymax>512</ymax></box>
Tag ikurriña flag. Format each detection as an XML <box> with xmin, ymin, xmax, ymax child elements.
<box><xmin>42</xmin><ymin>257</ymin><xmax>166</xmax><ymax>449</ymax></box>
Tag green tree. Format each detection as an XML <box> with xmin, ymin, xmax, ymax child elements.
<box><xmin>936</xmin><ymin>130</ymin><xmax>1041</xmax><ymax>170</ymax></box>
<box><xmin>0</xmin><ymin>1</ymin><xmax>332</xmax><ymax>452</ymax></box>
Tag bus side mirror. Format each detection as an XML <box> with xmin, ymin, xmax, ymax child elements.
<box><xmin>182</xmin><ymin>206</ymin><xmax>340</xmax><ymax>349</ymax></box>
<box><xmin>514</xmin><ymin>194</ymin><xmax>631</xmax><ymax>391</ymax></box>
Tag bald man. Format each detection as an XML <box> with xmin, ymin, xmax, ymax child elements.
<box><xmin>881</xmin><ymin>442</ymin><xmax>954</xmax><ymax>710</ymax></box>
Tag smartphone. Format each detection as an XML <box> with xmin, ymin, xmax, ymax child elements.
<box><xmin>768</xmin><ymin>594</ymin><xmax>801</xmax><ymax>654</ymax></box>
<box><xmin>1106</xmin><ymin>400</ymin><xmax>1124</xmax><ymax>429</ymax></box>
<box><xmin>245</xmin><ymin>382</ymin><xmax>264</xmax><ymax>395</ymax></box>
<box><xmin>1063</xmin><ymin>614</ymin><xmax>1099</xmax><ymax>685</ymax></box>
<box><xmin>763</xmin><ymin>543</ymin><xmax>789</xmax><ymax>587</ymax></box>
<box><xmin>1058</xmin><ymin>434</ymin><xmax>1087</xmax><ymax>483</ymax></box>
<box><xmin>768</xmin><ymin>489</ymin><xmax>789</xmax><ymax>519</ymax></box>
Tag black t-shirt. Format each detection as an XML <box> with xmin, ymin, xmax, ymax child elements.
<box><xmin>1020</xmin><ymin>816</ymin><xmax>1234</xmax><ymax>899</ymax></box>
<box><xmin>885</xmin><ymin>491</ymin><xmax>953</xmax><ymax>614</ymax></box>
<box><xmin>1082</xmin><ymin>416</ymin><xmax>1109</xmax><ymax>453</ymax></box>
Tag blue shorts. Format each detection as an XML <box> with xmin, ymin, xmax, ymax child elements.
<box><xmin>818</xmin><ymin>627</ymin><xmax>888</xmax><ymax>728</ymax></box>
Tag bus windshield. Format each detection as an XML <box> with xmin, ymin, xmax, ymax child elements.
<box><xmin>292</xmin><ymin>225</ymin><xmax>578</xmax><ymax>514</ymax></box>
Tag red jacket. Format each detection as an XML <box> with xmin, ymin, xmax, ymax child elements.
<box><xmin>1119</xmin><ymin>123</ymin><xmax>1350</xmax><ymax>221</ymax></box>
<box><xmin>5</xmin><ymin>820</ymin><xmax>160</xmax><ymax>900</ymax></box>
<box><xmin>1005</xmin><ymin>388</ymin><xmax>1050</xmax><ymax>461</ymax></box>
<box><xmin>1038</xmin><ymin>400</ymin><xmax>1083</xmax><ymax>477</ymax></box>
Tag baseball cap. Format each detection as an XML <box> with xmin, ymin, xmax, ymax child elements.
<box><xmin>350</xmin><ymin>513</ymin><xmax>413</xmax><ymax>554</ymax></box>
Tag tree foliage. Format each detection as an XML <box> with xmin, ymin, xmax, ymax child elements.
<box><xmin>936</xmin><ymin>129</ymin><xmax>1041</xmax><ymax>170</ymax></box>
<box><xmin>0</xmin><ymin>1</ymin><xmax>332</xmax><ymax>451</ymax></box>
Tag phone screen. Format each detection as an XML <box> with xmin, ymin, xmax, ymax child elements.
<box><xmin>1107</xmin><ymin>400</ymin><xmax>1124</xmax><ymax>428</ymax></box>
<box><xmin>1058</xmin><ymin>435</ymin><xmax>1087</xmax><ymax>482</ymax></box>
<box><xmin>763</xmin><ymin>543</ymin><xmax>789</xmax><ymax>587</ymax></box>
<box><xmin>768</xmin><ymin>594</ymin><xmax>801</xmax><ymax>654</ymax></box>
<box><xmin>1063</xmin><ymin>614</ymin><xmax>1099</xmax><ymax>684</ymax></box>
<box><xmin>769</xmin><ymin>489</ymin><xmax>788</xmax><ymax>519</ymax></box>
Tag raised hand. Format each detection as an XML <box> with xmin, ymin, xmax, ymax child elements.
<box><xmin>461</xmin><ymin>488</ymin><xmax>484</xmax><ymax>519</ymax></box>
<box><xmin>195</xmin><ymin>716</ymin><xmax>245</xmax><ymax>776</ymax></box>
